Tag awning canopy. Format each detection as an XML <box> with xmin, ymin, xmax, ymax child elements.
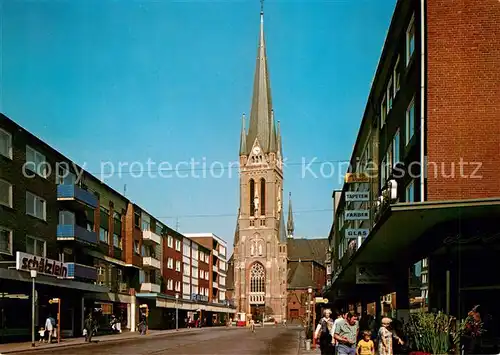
<box><xmin>335</xmin><ymin>198</ymin><xmax>500</xmax><ymax>287</ymax></box>
<box><xmin>136</xmin><ymin>293</ymin><xmax>236</xmax><ymax>313</ymax></box>
<box><xmin>0</xmin><ymin>267</ymin><xmax>108</xmax><ymax>293</ymax></box>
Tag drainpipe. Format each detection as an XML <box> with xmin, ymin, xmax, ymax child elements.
<box><xmin>420</xmin><ymin>0</ymin><xmax>426</xmax><ymax>202</ymax></box>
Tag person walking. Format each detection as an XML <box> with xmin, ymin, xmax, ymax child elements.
<box><xmin>249</xmin><ymin>318</ymin><xmax>255</xmax><ymax>333</ymax></box>
<box><xmin>334</xmin><ymin>312</ymin><xmax>359</xmax><ymax>355</ymax></box>
<box><xmin>377</xmin><ymin>317</ymin><xmax>403</xmax><ymax>355</ymax></box>
<box><xmin>314</xmin><ymin>309</ymin><xmax>335</xmax><ymax>355</ymax></box>
<box><xmin>44</xmin><ymin>315</ymin><xmax>54</xmax><ymax>343</ymax></box>
<box><xmin>84</xmin><ymin>313</ymin><xmax>94</xmax><ymax>342</ymax></box>
<box><xmin>332</xmin><ymin>311</ymin><xmax>345</xmax><ymax>354</ymax></box>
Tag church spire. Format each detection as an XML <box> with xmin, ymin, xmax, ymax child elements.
<box><xmin>287</xmin><ymin>192</ymin><xmax>294</xmax><ymax>238</ymax></box>
<box><xmin>246</xmin><ymin>0</ymin><xmax>277</xmax><ymax>154</ymax></box>
<box><xmin>239</xmin><ymin>114</ymin><xmax>247</xmax><ymax>155</ymax></box>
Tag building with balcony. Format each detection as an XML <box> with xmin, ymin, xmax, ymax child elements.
<box><xmin>184</xmin><ymin>233</ymin><xmax>228</xmax><ymax>304</ymax></box>
<box><xmin>326</xmin><ymin>0</ymin><xmax>500</xmax><ymax>343</ymax></box>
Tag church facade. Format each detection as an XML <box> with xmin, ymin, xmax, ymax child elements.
<box><xmin>226</xmin><ymin>4</ymin><xmax>329</xmax><ymax>323</ymax></box>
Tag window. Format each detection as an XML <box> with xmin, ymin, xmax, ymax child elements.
<box><xmin>192</xmin><ymin>250</ymin><xmax>198</xmax><ymax>261</ymax></box>
<box><xmin>26</xmin><ymin>146</ymin><xmax>48</xmax><ymax>178</ymax></box>
<box><xmin>59</xmin><ymin>210</ymin><xmax>75</xmax><ymax>225</ymax></box>
<box><xmin>249</xmin><ymin>179</ymin><xmax>255</xmax><ymax>215</ymax></box>
<box><xmin>175</xmin><ymin>281</ymin><xmax>181</xmax><ymax>292</ymax></box>
<box><xmin>393</xmin><ymin>55</ymin><xmax>400</xmax><ymax>95</ymax></box>
<box><xmin>167</xmin><ymin>235</ymin><xmax>173</xmax><ymax>248</ymax></box>
<box><xmin>204</xmin><ymin>254</ymin><xmax>209</xmax><ymax>263</ymax></box>
<box><xmin>134</xmin><ymin>211</ymin><xmax>140</xmax><ymax>227</ymax></box>
<box><xmin>141</xmin><ymin>214</ymin><xmax>150</xmax><ymax>231</ymax></box>
<box><xmin>380</xmin><ymin>157</ymin><xmax>387</xmax><ymax>190</ymax></box>
<box><xmin>0</xmin><ymin>128</ymin><xmax>12</xmax><ymax>159</ymax></box>
<box><xmin>199</xmin><ymin>269</ymin><xmax>203</xmax><ymax>278</ymax></box>
<box><xmin>113</xmin><ymin>233</ymin><xmax>122</xmax><ymax>249</ymax></box>
<box><xmin>26</xmin><ymin>236</ymin><xmax>46</xmax><ymax>257</ymax></box>
<box><xmin>0</xmin><ymin>179</ymin><xmax>12</xmax><ymax>208</ymax></box>
<box><xmin>380</xmin><ymin>95</ymin><xmax>387</xmax><ymax>127</ymax></box>
<box><xmin>183</xmin><ymin>243</ymin><xmax>190</xmax><ymax>256</ymax></box>
<box><xmin>392</xmin><ymin>129</ymin><xmax>400</xmax><ymax>167</ymax></box>
<box><xmin>250</xmin><ymin>263</ymin><xmax>265</xmax><ymax>293</ymax></box>
<box><xmin>26</xmin><ymin>191</ymin><xmax>46</xmax><ymax>220</ymax></box>
<box><xmin>56</xmin><ymin>164</ymin><xmax>76</xmax><ymax>185</ymax></box>
<box><xmin>406</xmin><ymin>180</ymin><xmax>415</xmax><ymax>202</ymax></box>
<box><xmin>183</xmin><ymin>263</ymin><xmax>190</xmax><ymax>276</ymax></box>
<box><xmin>422</xmin><ymin>258</ymin><xmax>428</xmax><ymax>268</ymax></box>
<box><xmin>421</xmin><ymin>273</ymin><xmax>428</xmax><ymax>284</ymax></box>
<box><xmin>0</xmin><ymin>226</ymin><xmax>13</xmax><ymax>255</ymax></box>
<box><xmin>205</xmin><ymin>271</ymin><xmax>209</xmax><ymax>280</ymax></box>
<box><xmin>260</xmin><ymin>178</ymin><xmax>266</xmax><ymax>215</ymax></box>
<box><xmin>406</xmin><ymin>98</ymin><xmax>415</xmax><ymax>145</ymax></box>
<box><xmin>175</xmin><ymin>260</ymin><xmax>181</xmax><ymax>272</ymax></box>
<box><xmin>406</xmin><ymin>14</ymin><xmax>415</xmax><ymax>65</ymax></box>
<box><xmin>99</xmin><ymin>228</ymin><xmax>109</xmax><ymax>243</ymax></box>
<box><xmin>167</xmin><ymin>279</ymin><xmax>173</xmax><ymax>290</ymax></box>
<box><xmin>155</xmin><ymin>222</ymin><xmax>163</xmax><ymax>236</ymax></box>
<box><xmin>387</xmin><ymin>78</ymin><xmax>394</xmax><ymax>111</ymax></box>
<box><xmin>134</xmin><ymin>241</ymin><xmax>140</xmax><ymax>254</ymax></box>
<box><xmin>167</xmin><ymin>258</ymin><xmax>173</xmax><ymax>269</ymax></box>
<box><xmin>175</xmin><ymin>239</ymin><xmax>181</xmax><ymax>252</ymax></box>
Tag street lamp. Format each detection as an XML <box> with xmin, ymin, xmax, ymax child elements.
<box><xmin>30</xmin><ymin>269</ymin><xmax>37</xmax><ymax>348</ymax></box>
<box><xmin>175</xmin><ymin>293</ymin><xmax>179</xmax><ymax>331</ymax></box>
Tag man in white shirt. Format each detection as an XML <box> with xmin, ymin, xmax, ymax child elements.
<box><xmin>332</xmin><ymin>312</ymin><xmax>345</xmax><ymax>352</ymax></box>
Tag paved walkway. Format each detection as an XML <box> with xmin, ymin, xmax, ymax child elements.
<box><xmin>0</xmin><ymin>327</ymin><xmax>207</xmax><ymax>354</ymax></box>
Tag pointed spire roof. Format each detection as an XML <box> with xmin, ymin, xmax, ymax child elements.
<box><xmin>239</xmin><ymin>114</ymin><xmax>247</xmax><ymax>155</ymax></box>
<box><xmin>269</xmin><ymin>110</ymin><xmax>276</xmax><ymax>152</ymax></box>
<box><xmin>246</xmin><ymin>0</ymin><xmax>277</xmax><ymax>154</ymax></box>
<box><xmin>287</xmin><ymin>192</ymin><xmax>294</xmax><ymax>237</ymax></box>
<box><xmin>277</xmin><ymin>120</ymin><xmax>283</xmax><ymax>155</ymax></box>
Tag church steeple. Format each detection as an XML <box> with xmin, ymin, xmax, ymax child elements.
<box><xmin>245</xmin><ymin>0</ymin><xmax>277</xmax><ymax>154</ymax></box>
<box><xmin>287</xmin><ymin>192</ymin><xmax>294</xmax><ymax>238</ymax></box>
<box><xmin>239</xmin><ymin>114</ymin><xmax>247</xmax><ymax>155</ymax></box>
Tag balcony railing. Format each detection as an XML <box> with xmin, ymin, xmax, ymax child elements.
<box><xmin>57</xmin><ymin>184</ymin><xmax>98</xmax><ymax>209</ymax></box>
<box><xmin>212</xmin><ymin>281</ymin><xmax>218</xmax><ymax>288</ymax></box>
<box><xmin>142</xmin><ymin>256</ymin><xmax>161</xmax><ymax>270</ymax></box>
<box><xmin>140</xmin><ymin>282</ymin><xmax>161</xmax><ymax>293</ymax></box>
<box><xmin>249</xmin><ymin>292</ymin><xmax>265</xmax><ymax>305</ymax></box>
<box><xmin>142</xmin><ymin>230</ymin><xmax>161</xmax><ymax>245</ymax></box>
<box><xmin>66</xmin><ymin>263</ymin><xmax>97</xmax><ymax>281</ymax></box>
<box><xmin>213</xmin><ymin>265</ymin><xmax>218</xmax><ymax>272</ymax></box>
<box><xmin>57</xmin><ymin>224</ymin><xmax>98</xmax><ymax>245</ymax></box>
<box><xmin>213</xmin><ymin>250</ymin><xmax>218</xmax><ymax>257</ymax></box>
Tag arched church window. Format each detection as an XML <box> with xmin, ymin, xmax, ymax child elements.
<box><xmin>250</xmin><ymin>263</ymin><xmax>265</xmax><ymax>293</ymax></box>
<box><xmin>249</xmin><ymin>179</ymin><xmax>255</xmax><ymax>215</ymax></box>
<box><xmin>260</xmin><ymin>178</ymin><xmax>266</xmax><ymax>215</ymax></box>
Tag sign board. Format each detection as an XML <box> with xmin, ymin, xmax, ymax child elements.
<box><xmin>49</xmin><ymin>298</ymin><xmax>60</xmax><ymax>304</ymax></box>
<box><xmin>356</xmin><ymin>264</ymin><xmax>390</xmax><ymax>284</ymax></box>
<box><xmin>345</xmin><ymin>229</ymin><xmax>369</xmax><ymax>239</ymax></box>
<box><xmin>345</xmin><ymin>210</ymin><xmax>370</xmax><ymax>220</ymax></box>
<box><xmin>344</xmin><ymin>173</ymin><xmax>370</xmax><ymax>183</ymax></box>
<box><xmin>16</xmin><ymin>252</ymin><xmax>69</xmax><ymax>278</ymax></box>
<box><xmin>345</xmin><ymin>192</ymin><xmax>369</xmax><ymax>202</ymax></box>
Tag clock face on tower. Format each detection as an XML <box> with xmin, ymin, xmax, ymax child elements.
<box><xmin>252</xmin><ymin>146</ymin><xmax>261</xmax><ymax>155</ymax></box>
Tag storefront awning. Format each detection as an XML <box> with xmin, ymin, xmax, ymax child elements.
<box><xmin>0</xmin><ymin>268</ymin><xmax>108</xmax><ymax>293</ymax></box>
<box><xmin>335</xmin><ymin>197</ymin><xmax>500</xmax><ymax>286</ymax></box>
<box><xmin>136</xmin><ymin>293</ymin><xmax>236</xmax><ymax>313</ymax></box>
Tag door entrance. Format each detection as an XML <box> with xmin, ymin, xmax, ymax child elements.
<box><xmin>250</xmin><ymin>305</ymin><xmax>265</xmax><ymax>323</ymax></box>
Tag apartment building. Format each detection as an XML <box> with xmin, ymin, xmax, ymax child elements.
<box><xmin>0</xmin><ymin>113</ymin><xmax>235</xmax><ymax>339</ymax></box>
<box><xmin>184</xmin><ymin>233</ymin><xmax>227</xmax><ymax>305</ymax></box>
<box><xmin>326</xmin><ymin>0</ymin><xmax>500</xmax><ymax>335</ymax></box>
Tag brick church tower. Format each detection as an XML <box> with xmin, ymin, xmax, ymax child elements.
<box><xmin>231</xmin><ymin>1</ymin><xmax>291</xmax><ymax>322</ymax></box>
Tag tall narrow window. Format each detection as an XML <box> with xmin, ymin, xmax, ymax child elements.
<box><xmin>406</xmin><ymin>97</ymin><xmax>415</xmax><ymax>145</ymax></box>
<box><xmin>406</xmin><ymin>14</ymin><xmax>415</xmax><ymax>65</ymax></box>
<box><xmin>260</xmin><ymin>178</ymin><xmax>266</xmax><ymax>215</ymax></box>
<box><xmin>249</xmin><ymin>179</ymin><xmax>255</xmax><ymax>216</ymax></box>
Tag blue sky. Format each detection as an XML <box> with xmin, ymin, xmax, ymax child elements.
<box><xmin>1</xmin><ymin>0</ymin><xmax>396</xmax><ymax>254</ymax></box>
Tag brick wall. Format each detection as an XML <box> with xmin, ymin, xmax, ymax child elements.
<box><xmin>162</xmin><ymin>234</ymin><xmax>183</xmax><ymax>296</ymax></box>
<box><xmin>426</xmin><ymin>0</ymin><xmax>500</xmax><ymax>200</ymax></box>
<box><xmin>0</xmin><ymin>118</ymin><xmax>58</xmax><ymax>261</ymax></box>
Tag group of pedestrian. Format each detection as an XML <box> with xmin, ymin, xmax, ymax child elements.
<box><xmin>313</xmin><ymin>309</ymin><xmax>404</xmax><ymax>355</ymax></box>
<box><xmin>38</xmin><ymin>315</ymin><xmax>57</xmax><ymax>343</ymax></box>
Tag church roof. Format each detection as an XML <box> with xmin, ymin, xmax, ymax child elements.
<box><xmin>287</xmin><ymin>238</ymin><xmax>329</xmax><ymax>265</ymax></box>
<box><xmin>288</xmin><ymin>260</ymin><xmax>312</xmax><ymax>288</ymax></box>
<box><xmin>242</xmin><ymin>4</ymin><xmax>279</xmax><ymax>155</ymax></box>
